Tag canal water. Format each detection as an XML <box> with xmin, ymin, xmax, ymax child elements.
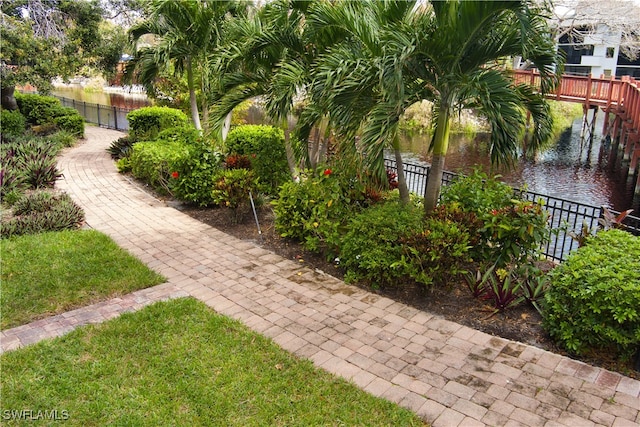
<box><xmin>398</xmin><ymin>115</ymin><xmax>639</xmax><ymax>212</ymax></box>
<box><xmin>51</xmin><ymin>86</ymin><xmax>639</xmax><ymax>212</ymax></box>
<box><xmin>52</xmin><ymin>85</ymin><xmax>150</xmax><ymax>110</ymax></box>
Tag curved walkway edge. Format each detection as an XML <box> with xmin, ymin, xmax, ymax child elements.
<box><xmin>2</xmin><ymin>125</ymin><xmax>639</xmax><ymax>427</ymax></box>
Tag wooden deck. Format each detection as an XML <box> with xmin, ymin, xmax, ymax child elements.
<box><xmin>513</xmin><ymin>70</ymin><xmax>640</xmax><ymax>194</ymax></box>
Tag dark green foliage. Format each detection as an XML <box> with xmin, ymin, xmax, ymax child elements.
<box><xmin>22</xmin><ymin>152</ymin><xmax>62</xmax><ymax>188</ymax></box>
<box><xmin>340</xmin><ymin>199</ymin><xmax>423</xmax><ymax>287</ymax></box>
<box><xmin>126</xmin><ymin>107</ymin><xmax>190</xmax><ymax>142</ymax></box>
<box><xmin>1</xmin><ymin>191</ymin><xmax>85</xmax><ymax>238</ymax></box>
<box><xmin>544</xmin><ymin>230</ymin><xmax>640</xmax><ymax>359</ymax></box>
<box><xmin>1</xmin><ymin>135</ymin><xmax>63</xmax><ymax>193</ymax></box>
<box><xmin>12</xmin><ymin>93</ymin><xmax>84</xmax><ymax>136</ymax></box>
<box><xmin>1</xmin><ymin>109</ymin><xmax>26</xmax><ymax>137</ymax></box>
<box><xmin>225</xmin><ymin>125</ymin><xmax>289</xmax><ymax>195</ymax></box>
<box><xmin>129</xmin><ymin>140</ymin><xmax>189</xmax><ymax>195</ymax></box>
<box><xmin>53</xmin><ymin>111</ymin><xmax>85</xmax><ymax>137</ymax></box>
<box><xmin>15</xmin><ymin>93</ymin><xmax>63</xmax><ymax>125</ymax></box>
<box><xmin>108</xmin><ymin>136</ymin><xmax>135</xmax><ymax>160</ymax></box>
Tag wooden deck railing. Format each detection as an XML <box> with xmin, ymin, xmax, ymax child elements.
<box><xmin>512</xmin><ymin>70</ymin><xmax>640</xmax><ymax>136</ymax></box>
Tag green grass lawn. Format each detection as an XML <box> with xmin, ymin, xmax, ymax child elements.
<box><xmin>1</xmin><ymin>229</ymin><xmax>165</xmax><ymax>329</ymax></box>
<box><xmin>1</xmin><ymin>298</ymin><xmax>425</xmax><ymax>426</ymax></box>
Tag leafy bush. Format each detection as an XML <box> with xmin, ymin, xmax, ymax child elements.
<box><xmin>211</xmin><ymin>169</ymin><xmax>258</xmax><ymax>222</ymax></box>
<box><xmin>169</xmin><ymin>138</ymin><xmax>223</xmax><ymax>207</ymax></box>
<box><xmin>1</xmin><ymin>191</ymin><xmax>85</xmax><ymax>238</ymax></box>
<box><xmin>126</xmin><ymin>107</ymin><xmax>190</xmax><ymax>142</ymax></box>
<box><xmin>108</xmin><ymin>136</ymin><xmax>134</xmax><ymax>159</ymax></box>
<box><xmin>226</xmin><ymin>125</ymin><xmax>289</xmax><ymax>195</ymax></box>
<box><xmin>440</xmin><ymin>169</ymin><xmax>513</xmax><ymax>213</ymax></box>
<box><xmin>129</xmin><ymin>140</ymin><xmax>189</xmax><ymax>194</ymax></box>
<box><xmin>53</xmin><ymin>110</ymin><xmax>84</xmax><ymax>137</ymax></box>
<box><xmin>400</xmin><ymin>214</ymin><xmax>473</xmax><ymax>287</ymax></box>
<box><xmin>340</xmin><ymin>199</ymin><xmax>423</xmax><ymax>287</ymax></box>
<box><xmin>543</xmin><ymin>229</ymin><xmax>640</xmax><ymax>359</ymax></box>
<box><xmin>15</xmin><ymin>92</ymin><xmax>62</xmax><ymax>125</ymax></box>
<box><xmin>440</xmin><ymin>170</ymin><xmax>550</xmax><ymax>266</ymax></box>
<box><xmin>480</xmin><ymin>199</ymin><xmax>550</xmax><ymax>266</ymax></box>
<box><xmin>1</xmin><ymin>109</ymin><xmax>26</xmax><ymax>137</ymax></box>
<box><xmin>273</xmin><ymin>168</ymin><xmax>366</xmax><ymax>256</ymax></box>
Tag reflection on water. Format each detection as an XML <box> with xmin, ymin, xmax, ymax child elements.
<box><xmin>52</xmin><ymin>85</ymin><xmax>150</xmax><ymax>110</ymax></box>
<box><xmin>399</xmin><ymin>114</ymin><xmax>639</xmax><ymax>212</ymax></box>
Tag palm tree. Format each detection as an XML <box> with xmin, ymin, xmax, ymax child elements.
<box><xmin>127</xmin><ymin>0</ymin><xmax>243</xmax><ymax>130</ymax></box>
<box><xmin>312</xmin><ymin>0</ymin><xmax>561</xmax><ymax>213</ymax></box>
<box><xmin>208</xmin><ymin>0</ymin><xmax>355</xmax><ymax>172</ymax></box>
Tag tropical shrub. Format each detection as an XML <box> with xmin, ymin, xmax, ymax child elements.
<box><xmin>400</xmin><ymin>214</ymin><xmax>473</xmax><ymax>287</ymax></box>
<box><xmin>53</xmin><ymin>109</ymin><xmax>84</xmax><ymax>137</ymax></box>
<box><xmin>1</xmin><ymin>109</ymin><xmax>26</xmax><ymax>137</ymax></box>
<box><xmin>340</xmin><ymin>199</ymin><xmax>423</xmax><ymax>287</ymax></box>
<box><xmin>225</xmin><ymin>125</ymin><xmax>289</xmax><ymax>195</ymax></box>
<box><xmin>480</xmin><ymin>199</ymin><xmax>550</xmax><ymax>266</ymax></box>
<box><xmin>211</xmin><ymin>169</ymin><xmax>258</xmax><ymax>222</ymax></box>
<box><xmin>108</xmin><ymin>135</ymin><xmax>135</xmax><ymax>159</ymax></box>
<box><xmin>543</xmin><ymin>229</ymin><xmax>640</xmax><ymax>359</ymax></box>
<box><xmin>169</xmin><ymin>138</ymin><xmax>223</xmax><ymax>206</ymax></box>
<box><xmin>12</xmin><ymin>93</ymin><xmax>84</xmax><ymax>136</ymax></box>
<box><xmin>440</xmin><ymin>170</ymin><xmax>550</xmax><ymax>266</ymax></box>
<box><xmin>1</xmin><ymin>191</ymin><xmax>85</xmax><ymax>238</ymax></box>
<box><xmin>1</xmin><ymin>135</ymin><xmax>63</xmax><ymax>191</ymax></box>
<box><xmin>440</xmin><ymin>169</ymin><xmax>513</xmax><ymax>213</ymax></box>
<box><xmin>129</xmin><ymin>140</ymin><xmax>189</xmax><ymax>194</ymax></box>
<box><xmin>14</xmin><ymin>93</ymin><xmax>62</xmax><ymax>125</ymax></box>
<box><xmin>126</xmin><ymin>107</ymin><xmax>190</xmax><ymax>142</ymax></box>
<box><xmin>273</xmin><ymin>167</ymin><xmax>366</xmax><ymax>256</ymax></box>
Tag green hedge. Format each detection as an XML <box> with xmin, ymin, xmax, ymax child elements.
<box><xmin>13</xmin><ymin>93</ymin><xmax>84</xmax><ymax>136</ymax></box>
<box><xmin>340</xmin><ymin>199</ymin><xmax>424</xmax><ymax>287</ymax></box>
<box><xmin>15</xmin><ymin>93</ymin><xmax>62</xmax><ymax>125</ymax></box>
<box><xmin>543</xmin><ymin>229</ymin><xmax>640</xmax><ymax>359</ymax></box>
<box><xmin>127</xmin><ymin>107</ymin><xmax>190</xmax><ymax>142</ymax></box>
<box><xmin>53</xmin><ymin>110</ymin><xmax>85</xmax><ymax>137</ymax></box>
<box><xmin>226</xmin><ymin>125</ymin><xmax>289</xmax><ymax>195</ymax></box>
<box><xmin>129</xmin><ymin>140</ymin><xmax>190</xmax><ymax>194</ymax></box>
<box><xmin>1</xmin><ymin>109</ymin><xmax>26</xmax><ymax>137</ymax></box>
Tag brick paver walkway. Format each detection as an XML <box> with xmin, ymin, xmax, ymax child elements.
<box><xmin>2</xmin><ymin>126</ymin><xmax>639</xmax><ymax>426</ymax></box>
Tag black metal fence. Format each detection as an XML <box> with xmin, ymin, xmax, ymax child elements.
<box><xmin>56</xmin><ymin>96</ymin><xmax>134</xmax><ymax>131</ymax></box>
<box><xmin>385</xmin><ymin>158</ymin><xmax>640</xmax><ymax>263</ymax></box>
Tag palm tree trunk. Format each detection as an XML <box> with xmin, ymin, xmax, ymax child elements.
<box><xmin>221</xmin><ymin>112</ymin><xmax>232</xmax><ymax>142</ymax></box>
<box><xmin>1</xmin><ymin>85</ymin><xmax>19</xmax><ymax>111</ymax></box>
<box><xmin>186</xmin><ymin>57</ymin><xmax>202</xmax><ymax>131</ymax></box>
<box><xmin>281</xmin><ymin>119</ymin><xmax>296</xmax><ymax>176</ymax></box>
<box><xmin>392</xmin><ymin>134</ymin><xmax>410</xmax><ymax>205</ymax></box>
<box><xmin>424</xmin><ymin>105</ymin><xmax>451</xmax><ymax>214</ymax></box>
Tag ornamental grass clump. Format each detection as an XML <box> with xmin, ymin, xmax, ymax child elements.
<box><xmin>1</xmin><ymin>191</ymin><xmax>84</xmax><ymax>238</ymax></box>
<box><xmin>543</xmin><ymin>229</ymin><xmax>640</xmax><ymax>360</ymax></box>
